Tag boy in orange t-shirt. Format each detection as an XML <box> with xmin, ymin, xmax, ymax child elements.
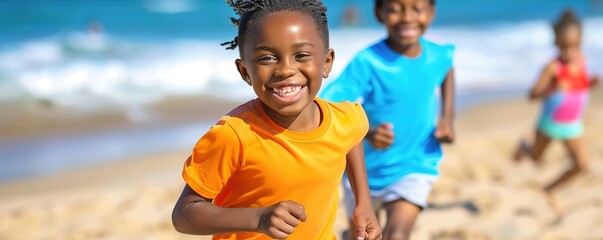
<box><xmin>171</xmin><ymin>1</ymin><xmax>382</xmax><ymax>239</ymax></box>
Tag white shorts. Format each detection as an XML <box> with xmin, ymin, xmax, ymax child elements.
<box><xmin>343</xmin><ymin>173</ymin><xmax>437</xmax><ymax>218</ymax></box>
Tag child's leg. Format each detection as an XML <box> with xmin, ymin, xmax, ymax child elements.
<box><xmin>543</xmin><ymin>136</ymin><xmax>588</xmax><ymax>212</ymax></box>
<box><xmin>376</xmin><ymin>174</ymin><xmax>434</xmax><ymax>239</ymax></box>
<box><xmin>546</xmin><ymin>136</ymin><xmax>589</xmax><ymax>191</ymax></box>
<box><xmin>382</xmin><ymin>199</ymin><xmax>421</xmax><ymax>240</ymax></box>
<box><xmin>531</xmin><ymin>130</ymin><xmax>552</xmax><ymax>161</ymax></box>
<box><xmin>514</xmin><ymin>130</ymin><xmax>551</xmax><ymax>164</ymax></box>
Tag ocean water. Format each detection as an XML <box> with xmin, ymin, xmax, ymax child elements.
<box><xmin>1</xmin><ymin>0</ymin><xmax>602</xmax><ymax>108</ymax></box>
<box><xmin>1</xmin><ymin>0</ymin><xmax>602</xmax><ymax>181</ymax></box>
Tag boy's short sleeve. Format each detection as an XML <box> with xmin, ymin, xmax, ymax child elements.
<box><xmin>443</xmin><ymin>44</ymin><xmax>455</xmax><ymax>70</ymax></box>
<box><xmin>320</xmin><ymin>55</ymin><xmax>372</xmax><ymax>103</ymax></box>
<box><xmin>182</xmin><ymin>121</ymin><xmax>242</xmax><ymax>199</ymax></box>
<box><xmin>429</xmin><ymin>42</ymin><xmax>455</xmax><ymax>85</ymax></box>
<box><xmin>438</xmin><ymin>44</ymin><xmax>455</xmax><ymax>85</ymax></box>
<box><xmin>352</xmin><ymin>102</ymin><xmax>369</xmax><ymax>140</ymax></box>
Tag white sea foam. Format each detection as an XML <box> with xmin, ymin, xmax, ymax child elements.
<box><xmin>1</xmin><ymin>17</ymin><xmax>602</xmax><ymax>111</ymax></box>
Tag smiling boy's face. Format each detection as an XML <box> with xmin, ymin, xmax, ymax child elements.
<box><xmin>376</xmin><ymin>0</ymin><xmax>434</xmax><ymax>51</ymax></box>
<box><xmin>235</xmin><ymin>11</ymin><xmax>334</xmax><ymax>121</ymax></box>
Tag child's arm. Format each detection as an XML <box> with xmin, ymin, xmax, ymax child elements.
<box><xmin>529</xmin><ymin>62</ymin><xmax>556</xmax><ymax>99</ymax></box>
<box><xmin>345</xmin><ymin>143</ymin><xmax>382</xmax><ymax>240</ymax></box>
<box><xmin>591</xmin><ymin>74</ymin><xmax>601</xmax><ymax>88</ymax></box>
<box><xmin>435</xmin><ymin>68</ymin><xmax>455</xmax><ymax>143</ymax></box>
<box><xmin>366</xmin><ymin>123</ymin><xmax>395</xmax><ymax>149</ymax></box>
<box><xmin>172</xmin><ymin>184</ymin><xmax>307</xmax><ymax>238</ymax></box>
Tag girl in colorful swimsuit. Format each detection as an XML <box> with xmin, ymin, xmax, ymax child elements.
<box><xmin>514</xmin><ymin>9</ymin><xmax>600</xmax><ymax>212</ymax></box>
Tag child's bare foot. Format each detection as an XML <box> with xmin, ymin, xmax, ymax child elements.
<box><xmin>513</xmin><ymin>140</ymin><xmax>529</xmax><ymax>163</ymax></box>
<box><xmin>544</xmin><ymin>188</ymin><xmax>562</xmax><ymax>215</ymax></box>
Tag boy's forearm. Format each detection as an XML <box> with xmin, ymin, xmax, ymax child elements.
<box><xmin>345</xmin><ymin>143</ymin><xmax>372</xmax><ymax>207</ymax></box>
<box><xmin>440</xmin><ymin>69</ymin><xmax>455</xmax><ymax>120</ymax></box>
<box><xmin>173</xmin><ymin>192</ymin><xmax>262</xmax><ymax>235</ymax></box>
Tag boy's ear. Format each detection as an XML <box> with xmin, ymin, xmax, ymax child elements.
<box><xmin>322</xmin><ymin>48</ymin><xmax>335</xmax><ymax>79</ymax></box>
<box><xmin>235</xmin><ymin>59</ymin><xmax>252</xmax><ymax>86</ymax></box>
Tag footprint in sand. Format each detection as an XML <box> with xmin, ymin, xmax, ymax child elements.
<box><xmin>514</xmin><ymin>207</ymin><xmax>535</xmax><ymax>216</ymax></box>
<box><xmin>472</xmin><ymin>192</ymin><xmax>500</xmax><ymax>217</ymax></box>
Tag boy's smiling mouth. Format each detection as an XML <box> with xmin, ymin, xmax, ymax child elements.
<box><xmin>273</xmin><ymin>85</ymin><xmax>303</xmax><ymax>97</ymax></box>
<box><xmin>397</xmin><ymin>26</ymin><xmax>420</xmax><ymax>38</ymax></box>
<box><xmin>270</xmin><ymin>84</ymin><xmax>306</xmax><ymax>103</ymax></box>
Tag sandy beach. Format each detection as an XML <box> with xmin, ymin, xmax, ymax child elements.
<box><xmin>1</xmin><ymin>91</ymin><xmax>602</xmax><ymax>240</ymax></box>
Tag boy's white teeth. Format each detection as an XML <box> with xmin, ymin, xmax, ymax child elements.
<box><xmin>400</xmin><ymin>28</ymin><xmax>419</xmax><ymax>37</ymax></box>
<box><xmin>273</xmin><ymin>86</ymin><xmax>302</xmax><ymax>97</ymax></box>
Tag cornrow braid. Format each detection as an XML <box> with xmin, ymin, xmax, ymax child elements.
<box><xmin>224</xmin><ymin>0</ymin><xmax>264</xmax><ymax>15</ymax></box>
<box><xmin>228</xmin><ymin>17</ymin><xmax>239</xmax><ymax>26</ymax></box>
<box><xmin>220</xmin><ymin>0</ymin><xmax>329</xmax><ymax>55</ymax></box>
<box><xmin>220</xmin><ymin>36</ymin><xmax>239</xmax><ymax>50</ymax></box>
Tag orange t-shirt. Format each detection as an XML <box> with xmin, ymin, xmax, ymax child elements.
<box><xmin>182</xmin><ymin>97</ymin><xmax>368</xmax><ymax>240</ymax></box>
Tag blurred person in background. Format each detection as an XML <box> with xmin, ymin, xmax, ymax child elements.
<box><xmin>320</xmin><ymin>0</ymin><xmax>455</xmax><ymax>239</ymax></box>
<box><xmin>514</xmin><ymin>9</ymin><xmax>601</xmax><ymax>214</ymax></box>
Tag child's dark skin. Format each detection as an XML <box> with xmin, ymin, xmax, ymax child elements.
<box><xmin>514</xmin><ymin>20</ymin><xmax>599</xmax><ymax>214</ymax></box>
<box><xmin>367</xmin><ymin>0</ymin><xmax>454</xmax><ymax>152</ymax></box>
<box><xmin>172</xmin><ymin>9</ymin><xmax>381</xmax><ymax>240</ymax></box>
<box><xmin>346</xmin><ymin>0</ymin><xmax>455</xmax><ymax>240</ymax></box>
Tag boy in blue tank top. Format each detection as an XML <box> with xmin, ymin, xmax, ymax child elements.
<box><xmin>320</xmin><ymin>0</ymin><xmax>455</xmax><ymax>239</ymax></box>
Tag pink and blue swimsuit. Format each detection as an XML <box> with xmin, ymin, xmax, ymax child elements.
<box><xmin>537</xmin><ymin>58</ymin><xmax>591</xmax><ymax>139</ymax></box>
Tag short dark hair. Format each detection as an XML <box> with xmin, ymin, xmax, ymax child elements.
<box><xmin>375</xmin><ymin>0</ymin><xmax>435</xmax><ymax>9</ymax></box>
<box><xmin>221</xmin><ymin>0</ymin><xmax>329</xmax><ymax>55</ymax></box>
<box><xmin>553</xmin><ymin>8</ymin><xmax>581</xmax><ymax>37</ymax></box>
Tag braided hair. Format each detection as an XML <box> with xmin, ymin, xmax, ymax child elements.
<box><xmin>553</xmin><ymin>9</ymin><xmax>581</xmax><ymax>37</ymax></box>
<box><xmin>375</xmin><ymin>0</ymin><xmax>435</xmax><ymax>9</ymax></box>
<box><xmin>221</xmin><ymin>0</ymin><xmax>329</xmax><ymax>54</ymax></box>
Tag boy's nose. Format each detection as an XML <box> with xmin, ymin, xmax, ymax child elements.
<box><xmin>399</xmin><ymin>8</ymin><xmax>415</xmax><ymax>22</ymax></box>
<box><xmin>274</xmin><ymin>58</ymin><xmax>296</xmax><ymax>78</ymax></box>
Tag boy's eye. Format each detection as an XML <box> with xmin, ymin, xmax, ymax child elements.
<box><xmin>384</xmin><ymin>4</ymin><xmax>401</xmax><ymax>13</ymax></box>
<box><xmin>295</xmin><ymin>52</ymin><xmax>311</xmax><ymax>61</ymax></box>
<box><xmin>258</xmin><ymin>55</ymin><xmax>277</xmax><ymax>63</ymax></box>
<box><xmin>386</xmin><ymin>7</ymin><xmax>400</xmax><ymax>14</ymax></box>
